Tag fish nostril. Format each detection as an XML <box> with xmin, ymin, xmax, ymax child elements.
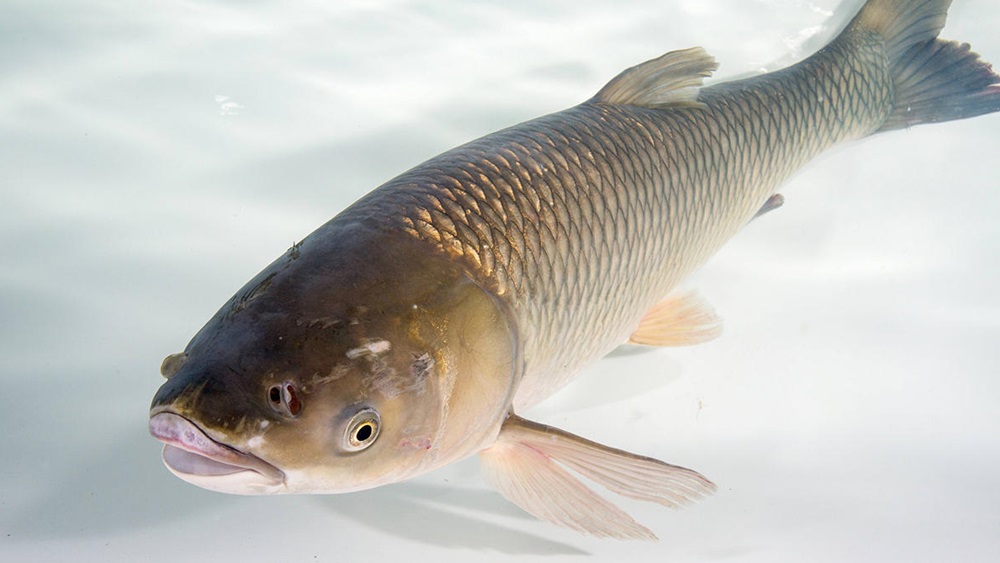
<box><xmin>283</xmin><ymin>383</ymin><xmax>301</xmax><ymax>416</ymax></box>
<box><xmin>160</xmin><ymin>352</ymin><xmax>188</xmax><ymax>379</ymax></box>
<box><xmin>268</xmin><ymin>385</ymin><xmax>282</xmax><ymax>407</ymax></box>
<box><xmin>267</xmin><ymin>382</ymin><xmax>301</xmax><ymax>417</ymax></box>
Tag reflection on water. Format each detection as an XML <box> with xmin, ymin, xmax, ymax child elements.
<box><xmin>2</xmin><ymin>0</ymin><xmax>999</xmax><ymax>561</ymax></box>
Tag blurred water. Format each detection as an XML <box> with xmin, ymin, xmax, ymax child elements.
<box><xmin>2</xmin><ymin>0</ymin><xmax>998</xmax><ymax>561</ymax></box>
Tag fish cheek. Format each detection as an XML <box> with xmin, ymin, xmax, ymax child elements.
<box><xmin>276</xmin><ymin>323</ymin><xmax>452</xmax><ymax>487</ymax></box>
<box><xmin>269</xmin><ymin>397</ymin><xmax>429</xmax><ymax>491</ymax></box>
<box><xmin>255</xmin><ymin>402</ymin><xmax>349</xmax><ymax>475</ymax></box>
<box><xmin>359</xmin><ymin>353</ymin><xmax>443</xmax><ymax>447</ymax></box>
<box><xmin>333</xmin><ymin>353</ymin><xmax>449</xmax><ymax>483</ymax></box>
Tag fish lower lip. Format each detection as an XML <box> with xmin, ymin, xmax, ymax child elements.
<box><xmin>148</xmin><ymin>412</ymin><xmax>283</xmax><ymax>482</ymax></box>
<box><xmin>162</xmin><ymin>444</ymin><xmax>246</xmax><ymax>476</ymax></box>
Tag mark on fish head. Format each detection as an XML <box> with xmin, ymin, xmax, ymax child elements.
<box><xmin>229</xmin><ymin>272</ymin><xmax>276</xmax><ymax>316</ymax></box>
<box><xmin>287</xmin><ymin>241</ymin><xmax>302</xmax><ymax>261</ymax></box>
<box><xmin>346</xmin><ymin>339</ymin><xmax>392</xmax><ymax>360</ymax></box>
<box><xmin>341</xmin><ymin>338</ymin><xmax>438</xmax><ymax>399</ymax></box>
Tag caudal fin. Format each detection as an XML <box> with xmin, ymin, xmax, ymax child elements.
<box><xmin>849</xmin><ymin>0</ymin><xmax>1000</xmax><ymax>131</ymax></box>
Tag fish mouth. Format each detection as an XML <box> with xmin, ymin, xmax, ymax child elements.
<box><xmin>149</xmin><ymin>411</ymin><xmax>284</xmax><ymax>493</ymax></box>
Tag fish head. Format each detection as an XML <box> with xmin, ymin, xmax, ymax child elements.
<box><xmin>149</xmin><ymin>224</ymin><xmax>519</xmax><ymax>495</ymax></box>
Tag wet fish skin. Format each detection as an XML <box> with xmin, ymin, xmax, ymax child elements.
<box><xmin>150</xmin><ymin>0</ymin><xmax>999</xmax><ymax>539</ymax></box>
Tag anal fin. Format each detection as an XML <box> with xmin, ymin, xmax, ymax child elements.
<box><xmin>753</xmin><ymin>193</ymin><xmax>784</xmax><ymax>220</ymax></box>
<box><xmin>479</xmin><ymin>415</ymin><xmax>715</xmax><ymax>540</ymax></box>
<box><xmin>628</xmin><ymin>290</ymin><xmax>722</xmax><ymax>347</ymax></box>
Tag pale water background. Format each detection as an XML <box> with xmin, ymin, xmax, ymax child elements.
<box><xmin>2</xmin><ymin>0</ymin><xmax>999</xmax><ymax>561</ymax></box>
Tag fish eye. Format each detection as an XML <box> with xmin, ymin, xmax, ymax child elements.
<box><xmin>267</xmin><ymin>382</ymin><xmax>302</xmax><ymax>417</ymax></box>
<box><xmin>344</xmin><ymin>408</ymin><xmax>380</xmax><ymax>452</ymax></box>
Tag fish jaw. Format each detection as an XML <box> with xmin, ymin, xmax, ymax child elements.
<box><xmin>148</xmin><ymin>412</ymin><xmax>285</xmax><ymax>494</ymax></box>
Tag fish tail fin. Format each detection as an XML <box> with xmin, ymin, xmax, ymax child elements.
<box><xmin>848</xmin><ymin>0</ymin><xmax>1000</xmax><ymax>131</ymax></box>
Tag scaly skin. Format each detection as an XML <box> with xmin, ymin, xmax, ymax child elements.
<box><xmin>345</xmin><ymin>28</ymin><xmax>891</xmax><ymax>408</ymax></box>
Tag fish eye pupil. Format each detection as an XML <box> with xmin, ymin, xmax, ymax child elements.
<box><xmin>268</xmin><ymin>386</ymin><xmax>281</xmax><ymax>404</ymax></box>
<box><xmin>355</xmin><ymin>423</ymin><xmax>373</xmax><ymax>442</ymax></box>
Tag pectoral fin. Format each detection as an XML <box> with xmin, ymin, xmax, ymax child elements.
<box><xmin>478</xmin><ymin>415</ymin><xmax>715</xmax><ymax>540</ymax></box>
<box><xmin>628</xmin><ymin>290</ymin><xmax>722</xmax><ymax>347</ymax></box>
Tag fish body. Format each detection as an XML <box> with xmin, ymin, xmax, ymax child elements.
<box><xmin>365</xmin><ymin>39</ymin><xmax>890</xmax><ymax>409</ymax></box>
<box><xmin>150</xmin><ymin>0</ymin><xmax>1000</xmax><ymax>539</ymax></box>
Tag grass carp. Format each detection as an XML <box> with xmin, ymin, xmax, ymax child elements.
<box><xmin>150</xmin><ymin>0</ymin><xmax>999</xmax><ymax>539</ymax></box>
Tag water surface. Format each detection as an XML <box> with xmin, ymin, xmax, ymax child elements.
<box><xmin>2</xmin><ymin>1</ymin><xmax>998</xmax><ymax>561</ymax></box>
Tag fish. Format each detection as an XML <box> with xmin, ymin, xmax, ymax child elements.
<box><xmin>149</xmin><ymin>0</ymin><xmax>1000</xmax><ymax>540</ymax></box>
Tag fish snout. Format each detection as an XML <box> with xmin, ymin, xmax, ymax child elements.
<box><xmin>148</xmin><ymin>412</ymin><xmax>284</xmax><ymax>492</ymax></box>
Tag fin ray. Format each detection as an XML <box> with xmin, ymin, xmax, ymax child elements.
<box><xmin>480</xmin><ymin>434</ymin><xmax>657</xmax><ymax>540</ymax></box>
<box><xmin>504</xmin><ymin>416</ymin><xmax>717</xmax><ymax>507</ymax></box>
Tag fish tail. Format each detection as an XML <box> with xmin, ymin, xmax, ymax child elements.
<box><xmin>847</xmin><ymin>0</ymin><xmax>1000</xmax><ymax>131</ymax></box>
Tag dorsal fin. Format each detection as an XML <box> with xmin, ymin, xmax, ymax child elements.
<box><xmin>594</xmin><ymin>47</ymin><xmax>718</xmax><ymax>109</ymax></box>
